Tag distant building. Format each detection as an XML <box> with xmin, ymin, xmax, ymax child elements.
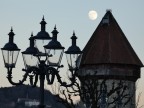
<box><xmin>16</xmin><ymin>98</ymin><xmax>52</xmax><ymax>108</ymax></box>
<box><xmin>16</xmin><ymin>98</ymin><xmax>39</xmax><ymax>107</ymax></box>
<box><xmin>78</xmin><ymin>10</ymin><xmax>143</xmax><ymax>108</ymax></box>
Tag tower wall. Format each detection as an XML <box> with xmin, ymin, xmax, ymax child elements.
<box><xmin>77</xmin><ymin>64</ymin><xmax>139</xmax><ymax>108</ymax></box>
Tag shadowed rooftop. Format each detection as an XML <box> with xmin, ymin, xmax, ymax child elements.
<box><xmin>80</xmin><ymin>10</ymin><xmax>143</xmax><ymax>67</ymax></box>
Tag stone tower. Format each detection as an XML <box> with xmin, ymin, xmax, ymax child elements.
<box><xmin>77</xmin><ymin>10</ymin><xmax>143</xmax><ymax>108</ymax></box>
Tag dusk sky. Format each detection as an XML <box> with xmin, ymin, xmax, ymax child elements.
<box><xmin>0</xmin><ymin>0</ymin><xmax>144</xmax><ymax>107</ymax></box>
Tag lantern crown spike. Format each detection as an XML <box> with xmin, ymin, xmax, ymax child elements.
<box><xmin>54</xmin><ymin>24</ymin><xmax>57</xmax><ymax>30</ymax></box>
<box><xmin>31</xmin><ymin>32</ymin><xmax>33</xmax><ymax>37</ymax></box>
<box><xmin>8</xmin><ymin>27</ymin><xmax>16</xmax><ymax>44</ymax></box>
<box><xmin>51</xmin><ymin>25</ymin><xmax>59</xmax><ymax>41</ymax></box>
<box><xmin>73</xmin><ymin>30</ymin><xmax>75</xmax><ymax>36</ymax></box>
<box><xmin>71</xmin><ymin>31</ymin><xmax>77</xmax><ymax>46</ymax></box>
<box><xmin>11</xmin><ymin>27</ymin><xmax>13</xmax><ymax>32</ymax></box>
<box><xmin>8</xmin><ymin>27</ymin><xmax>15</xmax><ymax>37</ymax></box>
<box><xmin>40</xmin><ymin>15</ymin><xmax>47</xmax><ymax>31</ymax></box>
<box><xmin>42</xmin><ymin>15</ymin><xmax>45</xmax><ymax>21</ymax></box>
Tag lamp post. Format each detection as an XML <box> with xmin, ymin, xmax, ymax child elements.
<box><xmin>1</xmin><ymin>17</ymin><xmax>83</xmax><ymax>108</ymax></box>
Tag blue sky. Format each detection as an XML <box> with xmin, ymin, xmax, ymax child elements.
<box><xmin>0</xmin><ymin>0</ymin><xmax>144</xmax><ymax>106</ymax></box>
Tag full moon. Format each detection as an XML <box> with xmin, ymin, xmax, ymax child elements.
<box><xmin>88</xmin><ymin>10</ymin><xmax>98</xmax><ymax>20</ymax></box>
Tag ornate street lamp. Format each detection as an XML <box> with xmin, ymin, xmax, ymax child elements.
<box><xmin>22</xmin><ymin>33</ymin><xmax>39</xmax><ymax>69</ymax></box>
<box><xmin>34</xmin><ymin>16</ymin><xmax>51</xmax><ymax>56</ymax></box>
<box><xmin>1</xmin><ymin>17</ymin><xmax>83</xmax><ymax>108</ymax></box>
<box><xmin>44</xmin><ymin>25</ymin><xmax>64</xmax><ymax>67</ymax></box>
<box><xmin>65</xmin><ymin>31</ymin><xmax>82</xmax><ymax>72</ymax></box>
<box><xmin>1</xmin><ymin>28</ymin><xmax>20</xmax><ymax>69</ymax></box>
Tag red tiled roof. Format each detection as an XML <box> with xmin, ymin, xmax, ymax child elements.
<box><xmin>80</xmin><ymin>11</ymin><xmax>143</xmax><ymax>67</ymax></box>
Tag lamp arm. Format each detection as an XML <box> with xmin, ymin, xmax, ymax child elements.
<box><xmin>29</xmin><ymin>74</ymin><xmax>39</xmax><ymax>87</ymax></box>
<box><xmin>26</xmin><ymin>66</ymin><xmax>39</xmax><ymax>87</ymax></box>
<box><xmin>46</xmin><ymin>72</ymin><xmax>55</xmax><ymax>85</ymax></box>
<box><xmin>7</xmin><ymin>68</ymin><xmax>29</xmax><ymax>85</ymax></box>
<box><xmin>29</xmin><ymin>75</ymin><xmax>34</xmax><ymax>86</ymax></box>
<box><xmin>52</xmin><ymin>68</ymin><xmax>77</xmax><ymax>87</ymax></box>
<box><xmin>56</xmin><ymin>73</ymin><xmax>76</xmax><ymax>87</ymax></box>
<box><xmin>33</xmin><ymin>74</ymin><xmax>39</xmax><ymax>87</ymax></box>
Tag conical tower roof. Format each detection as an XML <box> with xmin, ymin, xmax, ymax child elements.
<box><xmin>81</xmin><ymin>10</ymin><xmax>143</xmax><ymax>67</ymax></box>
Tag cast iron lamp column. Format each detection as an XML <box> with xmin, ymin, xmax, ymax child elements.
<box><xmin>1</xmin><ymin>18</ymin><xmax>82</xmax><ymax>108</ymax></box>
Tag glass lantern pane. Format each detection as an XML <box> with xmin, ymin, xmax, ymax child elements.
<box><xmin>66</xmin><ymin>54</ymin><xmax>82</xmax><ymax>70</ymax></box>
<box><xmin>2</xmin><ymin>50</ymin><xmax>19</xmax><ymax>68</ymax></box>
<box><xmin>46</xmin><ymin>49</ymin><xmax>64</xmax><ymax>66</ymax></box>
<box><xmin>35</xmin><ymin>39</ymin><xmax>50</xmax><ymax>54</ymax></box>
<box><xmin>76</xmin><ymin>54</ymin><xmax>82</xmax><ymax>68</ymax></box>
<box><xmin>22</xmin><ymin>54</ymin><xmax>39</xmax><ymax>69</ymax></box>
